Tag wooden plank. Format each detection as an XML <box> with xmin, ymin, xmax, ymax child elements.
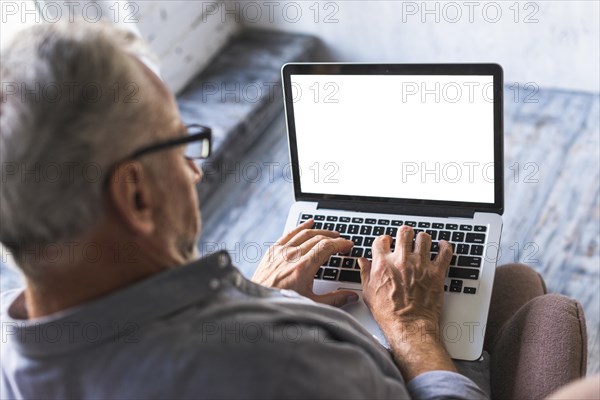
<box><xmin>1</xmin><ymin>86</ymin><xmax>597</xmax><ymax>374</ymax></box>
<box><xmin>198</xmin><ymin>88</ymin><xmax>600</xmax><ymax>373</ymax></box>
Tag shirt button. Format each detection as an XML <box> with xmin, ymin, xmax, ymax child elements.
<box><xmin>218</xmin><ymin>253</ymin><xmax>230</xmax><ymax>268</ymax></box>
<box><xmin>234</xmin><ymin>274</ymin><xmax>243</xmax><ymax>287</ymax></box>
<box><xmin>209</xmin><ymin>279</ymin><xmax>220</xmax><ymax>290</ymax></box>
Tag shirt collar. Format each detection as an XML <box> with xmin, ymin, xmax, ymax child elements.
<box><xmin>1</xmin><ymin>251</ymin><xmax>235</xmax><ymax>358</ymax></box>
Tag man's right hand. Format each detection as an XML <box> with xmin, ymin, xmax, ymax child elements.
<box><xmin>358</xmin><ymin>225</ymin><xmax>457</xmax><ymax>381</ymax></box>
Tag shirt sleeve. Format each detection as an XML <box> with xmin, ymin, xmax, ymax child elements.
<box><xmin>271</xmin><ymin>335</ymin><xmax>411</xmax><ymax>400</ymax></box>
<box><xmin>407</xmin><ymin>371</ymin><xmax>490</xmax><ymax>400</ymax></box>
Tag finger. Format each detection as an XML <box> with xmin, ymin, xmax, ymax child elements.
<box><xmin>277</xmin><ymin>219</ymin><xmax>314</xmax><ymax>245</ymax></box>
<box><xmin>296</xmin><ymin>234</ymin><xmax>350</xmax><ymax>258</ymax></box>
<box><xmin>287</xmin><ymin>228</ymin><xmax>340</xmax><ymax>248</ymax></box>
<box><xmin>301</xmin><ymin>237</ymin><xmax>353</xmax><ymax>273</ymax></box>
<box><xmin>372</xmin><ymin>235</ymin><xmax>391</xmax><ymax>257</ymax></box>
<box><xmin>357</xmin><ymin>257</ymin><xmax>372</xmax><ymax>286</ymax></box>
<box><xmin>394</xmin><ymin>225</ymin><xmax>414</xmax><ymax>262</ymax></box>
<box><xmin>413</xmin><ymin>232</ymin><xmax>432</xmax><ymax>262</ymax></box>
<box><xmin>313</xmin><ymin>290</ymin><xmax>359</xmax><ymax>308</ymax></box>
<box><xmin>435</xmin><ymin>240</ymin><xmax>453</xmax><ymax>270</ymax></box>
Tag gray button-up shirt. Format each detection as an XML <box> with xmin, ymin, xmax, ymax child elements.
<box><xmin>1</xmin><ymin>251</ymin><xmax>488</xmax><ymax>399</ymax></box>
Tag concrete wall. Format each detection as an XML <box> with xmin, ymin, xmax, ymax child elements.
<box><xmin>233</xmin><ymin>0</ymin><xmax>599</xmax><ymax>93</ymax></box>
<box><xmin>136</xmin><ymin>1</ymin><xmax>239</xmax><ymax>93</ymax></box>
<box><xmin>0</xmin><ymin>0</ymin><xmax>239</xmax><ymax>94</ymax></box>
<box><xmin>4</xmin><ymin>1</ymin><xmax>596</xmax><ymax>92</ymax></box>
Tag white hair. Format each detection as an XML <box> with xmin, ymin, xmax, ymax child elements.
<box><xmin>0</xmin><ymin>20</ymin><xmax>160</xmax><ymax>261</ymax></box>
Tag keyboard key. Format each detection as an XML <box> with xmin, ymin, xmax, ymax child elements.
<box><xmin>352</xmin><ymin>217</ymin><xmax>364</xmax><ymax>223</ymax></box>
<box><xmin>339</xmin><ymin>248</ymin><xmax>351</xmax><ymax>257</ymax></box>
<box><xmin>335</xmin><ymin>224</ymin><xmax>347</xmax><ymax>233</ymax></box>
<box><xmin>457</xmin><ymin>256</ymin><xmax>481</xmax><ymax>268</ymax></box>
<box><xmin>456</xmin><ymin>244</ymin><xmax>470</xmax><ymax>254</ymax></box>
<box><xmin>439</xmin><ymin>231</ymin><xmax>451</xmax><ymax>241</ymax></box>
<box><xmin>314</xmin><ymin>215</ymin><xmax>325</xmax><ymax>221</ymax></box>
<box><xmin>301</xmin><ymin>214</ymin><xmax>313</xmax><ymax>220</ymax></box>
<box><xmin>348</xmin><ymin>225</ymin><xmax>360</xmax><ymax>234</ymax></box>
<box><xmin>339</xmin><ymin>269</ymin><xmax>361</xmax><ymax>283</ymax></box>
<box><xmin>342</xmin><ymin>258</ymin><xmax>356</xmax><ymax>269</ymax></box>
<box><xmin>322</xmin><ymin>268</ymin><xmax>339</xmax><ymax>280</ymax></box>
<box><xmin>340</xmin><ymin>235</ymin><xmax>350</xmax><ymax>240</ymax></box>
<box><xmin>351</xmin><ymin>236</ymin><xmax>363</xmax><ymax>246</ymax></box>
<box><xmin>474</xmin><ymin>225</ymin><xmax>487</xmax><ymax>232</ymax></box>
<box><xmin>378</xmin><ymin>219</ymin><xmax>390</xmax><ymax>225</ymax></box>
<box><xmin>386</xmin><ymin>227</ymin><xmax>398</xmax><ymax>237</ymax></box>
<box><xmin>326</xmin><ymin>216</ymin><xmax>338</xmax><ymax>222</ymax></box>
<box><xmin>323</xmin><ymin>223</ymin><xmax>335</xmax><ymax>231</ymax></box>
<box><xmin>465</xmin><ymin>233</ymin><xmax>486</xmax><ymax>244</ymax></box>
<box><xmin>463</xmin><ymin>287</ymin><xmax>477</xmax><ymax>294</ymax></box>
<box><xmin>418</xmin><ymin>222</ymin><xmax>431</xmax><ymax>228</ymax></box>
<box><xmin>329</xmin><ymin>257</ymin><xmax>341</xmax><ymax>268</ymax></box>
<box><xmin>431</xmin><ymin>242</ymin><xmax>440</xmax><ymax>252</ymax></box>
<box><xmin>365</xmin><ymin>249</ymin><xmax>373</xmax><ymax>259</ymax></box>
<box><xmin>451</xmin><ymin>232</ymin><xmax>465</xmax><ymax>242</ymax></box>
<box><xmin>364</xmin><ymin>237</ymin><xmax>375</xmax><ymax>247</ymax></box>
<box><xmin>315</xmin><ymin>268</ymin><xmax>323</xmax><ymax>279</ymax></box>
<box><xmin>351</xmin><ymin>248</ymin><xmax>364</xmax><ymax>257</ymax></box>
<box><xmin>450</xmin><ymin>255</ymin><xmax>457</xmax><ymax>265</ymax></box>
<box><xmin>414</xmin><ymin>229</ymin><xmax>423</xmax><ymax>235</ymax></box>
<box><xmin>373</xmin><ymin>226</ymin><xmax>385</xmax><ymax>235</ymax></box>
<box><xmin>360</xmin><ymin>226</ymin><xmax>372</xmax><ymax>235</ymax></box>
<box><xmin>460</xmin><ymin>225</ymin><xmax>472</xmax><ymax>231</ymax></box>
<box><xmin>391</xmin><ymin>220</ymin><xmax>403</xmax><ymax>226</ymax></box>
<box><xmin>445</xmin><ymin>223</ymin><xmax>458</xmax><ymax>230</ymax></box>
<box><xmin>340</xmin><ymin>217</ymin><xmax>351</xmax><ymax>223</ymax></box>
<box><xmin>444</xmin><ymin>284</ymin><xmax>448</xmax><ymax>291</ymax></box>
<box><xmin>365</xmin><ymin>218</ymin><xmax>377</xmax><ymax>224</ymax></box>
<box><xmin>449</xmin><ymin>278</ymin><xmax>463</xmax><ymax>292</ymax></box>
<box><xmin>449</xmin><ymin>267</ymin><xmax>479</xmax><ymax>280</ymax></box>
<box><xmin>314</xmin><ymin>222</ymin><xmax>323</xmax><ymax>229</ymax></box>
<box><xmin>405</xmin><ymin>221</ymin><xmax>417</xmax><ymax>227</ymax></box>
<box><xmin>470</xmin><ymin>245</ymin><xmax>484</xmax><ymax>256</ymax></box>
<box><xmin>432</xmin><ymin>223</ymin><xmax>444</xmax><ymax>229</ymax></box>
<box><xmin>425</xmin><ymin>230</ymin><xmax>438</xmax><ymax>240</ymax></box>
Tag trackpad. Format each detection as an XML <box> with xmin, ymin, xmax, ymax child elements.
<box><xmin>340</xmin><ymin>289</ymin><xmax>389</xmax><ymax>348</ymax></box>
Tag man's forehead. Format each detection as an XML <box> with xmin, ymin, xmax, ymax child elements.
<box><xmin>129</xmin><ymin>54</ymin><xmax>183</xmax><ymax>137</ymax></box>
<box><xmin>132</xmin><ymin>55</ymin><xmax>171</xmax><ymax>98</ymax></box>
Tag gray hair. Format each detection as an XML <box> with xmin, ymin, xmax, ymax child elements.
<box><xmin>0</xmin><ymin>20</ymin><xmax>160</xmax><ymax>260</ymax></box>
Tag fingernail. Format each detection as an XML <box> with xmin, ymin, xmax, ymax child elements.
<box><xmin>346</xmin><ymin>293</ymin><xmax>359</xmax><ymax>304</ymax></box>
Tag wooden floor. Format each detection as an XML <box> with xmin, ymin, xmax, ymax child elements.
<box><xmin>1</xmin><ymin>86</ymin><xmax>598</xmax><ymax>373</ymax></box>
<box><xmin>198</xmin><ymin>87</ymin><xmax>600</xmax><ymax>374</ymax></box>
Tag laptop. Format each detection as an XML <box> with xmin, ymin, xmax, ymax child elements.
<box><xmin>280</xmin><ymin>63</ymin><xmax>504</xmax><ymax>361</ymax></box>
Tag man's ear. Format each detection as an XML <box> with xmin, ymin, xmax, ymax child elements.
<box><xmin>107</xmin><ymin>161</ymin><xmax>155</xmax><ymax>235</ymax></box>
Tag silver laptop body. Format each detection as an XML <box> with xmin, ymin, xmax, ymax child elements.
<box><xmin>281</xmin><ymin>63</ymin><xmax>504</xmax><ymax>361</ymax></box>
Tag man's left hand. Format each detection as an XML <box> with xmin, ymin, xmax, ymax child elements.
<box><xmin>252</xmin><ymin>219</ymin><xmax>359</xmax><ymax>308</ymax></box>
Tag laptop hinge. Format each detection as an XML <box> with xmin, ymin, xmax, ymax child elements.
<box><xmin>317</xmin><ymin>200</ymin><xmax>475</xmax><ymax>219</ymax></box>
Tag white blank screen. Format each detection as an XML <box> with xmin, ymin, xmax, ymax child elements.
<box><xmin>290</xmin><ymin>74</ymin><xmax>495</xmax><ymax>203</ymax></box>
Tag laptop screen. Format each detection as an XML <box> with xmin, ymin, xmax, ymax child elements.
<box><xmin>283</xmin><ymin>64</ymin><xmax>503</xmax><ymax>212</ymax></box>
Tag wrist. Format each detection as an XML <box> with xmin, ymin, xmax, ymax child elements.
<box><xmin>382</xmin><ymin>318</ymin><xmax>443</xmax><ymax>349</ymax></box>
<box><xmin>379</xmin><ymin>318</ymin><xmax>456</xmax><ymax>381</ymax></box>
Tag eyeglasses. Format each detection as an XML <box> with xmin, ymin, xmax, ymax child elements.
<box><xmin>126</xmin><ymin>124</ymin><xmax>212</xmax><ymax>161</ymax></box>
<box><xmin>104</xmin><ymin>124</ymin><xmax>212</xmax><ymax>184</ymax></box>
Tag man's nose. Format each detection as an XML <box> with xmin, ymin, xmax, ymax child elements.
<box><xmin>188</xmin><ymin>159</ymin><xmax>203</xmax><ymax>184</ymax></box>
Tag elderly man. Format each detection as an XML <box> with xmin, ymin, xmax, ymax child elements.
<box><xmin>0</xmin><ymin>21</ymin><xmax>487</xmax><ymax>399</ymax></box>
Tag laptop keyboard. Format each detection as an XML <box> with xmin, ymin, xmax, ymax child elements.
<box><xmin>299</xmin><ymin>214</ymin><xmax>487</xmax><ymax>295</ymax></box>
